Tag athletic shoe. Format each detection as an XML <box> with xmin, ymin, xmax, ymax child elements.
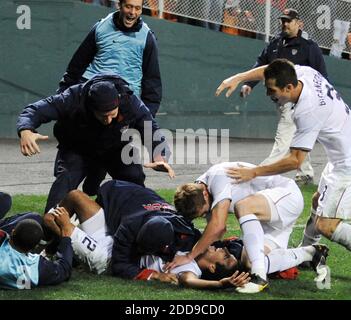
<box><xmin>235</xmin><ymin>274</ymin><xmax>268</xmax><ymax>294</ymax></box>
<box><xmin>295</xmin><ymin>175</ymin><xmax>314</xmax><ymax>186</ymax></box>
<box><xmin>311</xmin><ymin>244</ymin><xmax>329</xmax><ymax>272</ymax></box>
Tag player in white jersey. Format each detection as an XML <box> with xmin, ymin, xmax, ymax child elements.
<box><xmin>165</xmin><ymin>161</ymin><xmax>304</xmax><ymax>293</ymax></box>
<box><xmin>216</xmin><ymin>58</ymin><xmax>351</xmax><ymax>276</ymax></box>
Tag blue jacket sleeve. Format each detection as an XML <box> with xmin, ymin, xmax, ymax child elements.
<box><xmin>38</xmin><ymin>237</ymin><xmax>73</xmax><ymax>286</ymax></box>
<box><xmin>57</xmin><ymin>24</ymin><xmax>98</xmax><ymax>93</ymax></box>
<box><xmin>244</xmin><ymin>44</ymin><xmax>270</xmax><ymax>89</ymax></box>
<box><xmin>16</xmin><ymin>86</ymin><xmax>80</xmax><ymax>135</ymax></box>
<box><xmin>308</xmin><ymin>42</ymin><xmax>328</xmax><ymax>80</ymax></box>
<box><xmin>111</xmin><ymin>222</ymin><xmax>143</xmax><ymax>279</ymax></box>
<box><xmin>141</xmin><ymin>31</ymin><xmax>162</xmax><ymax>117</ymax></box>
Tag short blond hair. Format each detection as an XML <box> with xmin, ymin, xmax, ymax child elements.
<box><xmin>174</xmin><ymin>183</ymin><xmax>205</xmax><ymax>220</ymax></box>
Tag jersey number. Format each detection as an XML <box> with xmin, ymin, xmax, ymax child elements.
<box><xmin>82</xmin><ymin>237</ymin><xmax>97</xmax><ymax>252</ymax></box>
<box><xmin>325</xmin><ymin>84</ymin><xmax>350</xmax><ymax>114</ymax></box>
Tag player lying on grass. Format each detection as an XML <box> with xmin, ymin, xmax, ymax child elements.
<box><xmin>43</xmin><ymin>186</ymin><xmax>251</xmax><ymax>289</ymax></box>
<box><xmin>44</xmin><ymin>180</ymin><xmax>201</xmax><ymax>276</ymax></box>
<box><xmin>0</xmin><ymin>212</ymin><xmax>73</xmax><ymax>289</ymax></box>
<box><xmin>165</xmin><ymin>161</ymin><xmax>321</xmax><ymax>293</ymax></box>
<box><xmin>43</xmin><ymin>183</ymin><xmax>327</xmax><ymax>291</ymax></box>
<box><xmin>46</xmin><ymin>205</ymin><xmax>252</xmax><ymax>289</ymax></box>
<box><xmin>140</xmin><ymin>235</ymin><xmax>329</xmax><ymax>290</ymax></box>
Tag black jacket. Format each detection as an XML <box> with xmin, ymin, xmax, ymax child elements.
<box><xmin>17</xmin><ymin>74</ymin><xmax>169</xmax><ymax>159</ymax></box>
<box><xmin>245</xmin><ymin>30</ymin><xmax>328</xmax><ymax>88</ymax></box>
<box><xmin>58</xmin><ymin>12</ymin><xmax>162</xmax><ymax>116</ymax></box>
<box><xmin>96</xmin><ymin>180</ymin><xmax>201</xmax><ymax>279</ymax></box>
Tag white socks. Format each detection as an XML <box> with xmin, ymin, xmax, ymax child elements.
<box><xmin>239</xmin><ymin>214</ymin><xmax>266</xmax><ymax>280</ymax></box>
<box><xmin>265</xmin><ymin>246</ymin><xmax>315</xmax><ymax>274</ymax></box>
<box><xmin>331</xmin><ymin>222</ymin><xmax>351</xmax><ymax>251</ymax></box>
<box><xmin>301</xmin><ymin>208</ymin><xmax>322</xmax><ymax>246</ymax></box>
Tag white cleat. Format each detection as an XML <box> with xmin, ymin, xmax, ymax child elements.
<box><xmin>235</xmin><ymin>274</ymin><xmax>268</xmax><ymax>294</ymax></box>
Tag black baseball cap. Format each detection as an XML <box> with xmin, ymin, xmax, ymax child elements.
<box><xmin>0</xmin><ymin>192</ymin><xmax>12</xmax><ymax>219</ymax></box>
<box><xmin>280</xmin><ymin>8</ymin><xmax>300</xmax><ymax>21</ymax></box>
<box><xmin>87</xmin><ymin>81</ymin><xmax>120</xmax><ymax>112</ymax></box>
<box><xmin>136</xmin><ymin>216</ymin><xmax>175</xmax><ymax>256</ymax></box>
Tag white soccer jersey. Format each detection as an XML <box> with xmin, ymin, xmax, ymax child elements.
<box><xmin>196</xmin><ymin>162</ymin><xmax>292</xmax><ymax>212</ymax></box>
<box><xmin>291</xmin><ymin>65</ymin><xmax>351</xmax><ymax>173</ymax></box>
<box><xmin>140</xmin><ymin>251</ymin><xmax>202</xmax><ymax>278</ymax></box>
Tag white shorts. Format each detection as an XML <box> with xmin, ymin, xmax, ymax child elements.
<box><xmin>316</xmin><ymin>162</ymin><xmax>351</xmax><ymax>219</ymax></box>
<box><xmin>70</xmin><ymin>208</ymin><xmax>113</xmax><ymax>274</ymax></box>
<box><xmin>257</xmin><ymin>180</ymin><xmax>304</xmax><ymax>249</ymax></box>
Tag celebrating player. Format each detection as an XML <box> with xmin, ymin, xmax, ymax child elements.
<box><xmin>165</xmin><ymin>161</ymin><xmax>304</xmax><ymax>293</ymax></box>
<box><xmin>216</xmin><ymin>58</ymin><xmax>351</xmax><ymax>269</ymax></box>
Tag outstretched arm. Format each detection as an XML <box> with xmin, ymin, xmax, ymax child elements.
<box><xmin>178</xmin><ymin>270</ymin><xmax>250</xmax><ymax>290</ymax></box>
<box><xmin>216</xmin><ymin>65</ymin><xmax>267</xmax><ymax>98</ymax></box>
<box><xmin>226</xmin><ymin>149</ymin><xmax>308</xmax><ymax>183</ymax></box>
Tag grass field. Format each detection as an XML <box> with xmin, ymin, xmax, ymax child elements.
<box><xmin>1</xmin><ymin>185</ymin><xmax>350</xmax><ymax>300</ymax></box>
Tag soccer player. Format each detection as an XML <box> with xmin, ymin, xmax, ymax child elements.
<box><xmin>165</xmin><ymin>161</ymin><xmax>304</xmax><ymax>293</ymax></box>
<box><xmin>0</xmin><ymin>212</ymin><xmax>73</xmax><ymax>289</ymax></box>
<box><xmin>239</xmin><ymin>8</ymin><xmax>328</xmax><ymax>186</ymax></box>
<box><xmin>141</xmin><ymin>236</ymin><xmax>328</xmax><ymax>291</ymax></box>
<box><xmin>216</xmin><ymin>58</ymin><xmax>351</xmax><ymax>272</ymax></box>
<box><xmin>43</xmin><ymin>180</ymin><xmax>200</xmax><ymax>276</ymax></box>
<box><xmin>46</xmin><ymin>204</ymin><xmax>251</xmax><ymax>289</ymax></box>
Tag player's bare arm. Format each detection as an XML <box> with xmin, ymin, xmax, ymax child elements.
<box><xmin>227</xmin><ymin>149</ymin><xmax>308</xmax><ymax>182</ymax></box>
<box><xmin>178</xmin><ymin>270</ymin><xmax>250</xmax><ymax>290</ymax></box>
<box><xmin>19</xmin><ymin>129</ymin><xmax>49</xmax><ymax>157</ymax></box>
<box><xmin>149</xmin><ymin>271</ymin><xmax>179</xmax><ymax>285</ymax></box>
<box><xmin>216</xmin><ymin>66</ymin><xmax>267</xmax><ymax>98</ymax></box>
<box><xmin>164</xmin><ymin>200</ymin><xmax>231</xmax><ymax>271</ymax></box>
<box><xmin>144</xmin><ymin>154</ymin><xmax>175</xmax><ymax>179</ymax></box>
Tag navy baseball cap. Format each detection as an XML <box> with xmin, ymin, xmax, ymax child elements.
<box><xmin>136</xmin><ymin>216</ymin><xmax>175</xmax><ymax>256</ymax></box>
<box><xmin>87</xmin><ymin>81</ymin><xmax>120</xmax><ymax>112</ymax></box>
<box><xmin>0</xmin><ymin>192</ymin><xmax>12</xmax><ymax>219</ymax></box>
<box><xmin>280</xmin><ymin>8</ymin><xmax>300</xmax><ymax>21</ymax></box>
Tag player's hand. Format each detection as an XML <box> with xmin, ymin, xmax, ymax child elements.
<box><xmin>144</xmin><ymin>161</ymin><xmax>175</xmax><ymax>179</ymax></box>
<box><xmin>240</xmin><ymin>85</ymin><xmax>252</xmax><ymax>98</ymax></box>
<box><xmin>20</xmin><ymin>130</ymin><xmax>49</xmax><ymax>157</ymax></box>
<box><xmin>43</xmin><ymin>213</ymin><xmax>61</xmax><ymax>236</ymax></box>
<box><xmin>163</xmin><ymin>254</ymin><xmax>192</xmax><ymax>272</ymax></box>
<box><xmin>151</xmin><ymin>272</ymin><xmax>179</xmax><ymax>285</ymax></box>
<box><xmin>215</xmin><ymin>75</ymin><xmax>241</xmax><ymax>98</ymax></box>
<box><xmin>226</xmin><ymin>165</ymin><xmax>256</xmax><ymax>183</ymax></box>
<box><xmin>220</xmin><ymin>271</ymin><xmax>251</xmax><ymax>288</ymax></box>
<box><xmin>51</xmin><ymin>207</ymin><xmax>74</xmax><ymax>237</ymax></box>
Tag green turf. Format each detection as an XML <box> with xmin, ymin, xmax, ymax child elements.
<box><xmin>1</xmin><ymin>186</ymin><xmax>350</xmax><ymax>300</ymax></box>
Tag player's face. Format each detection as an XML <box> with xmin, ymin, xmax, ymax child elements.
<box><xmin>119</xmin><ymin>0</ymin><xmax>143</xmax><ymax>28</ymax></box>
<box><xmin>94</xmin><ymin>107</ymin><xmax>119</xmax><ymax>125</ymax></box>
<box><xmin>205</xmin><ymin>246</ymin><xmax>238</xmax><ymax>269</ymax></box>
<box><xmin>197</xmin><ymin>190</ymin><xmax>211</xmax><ymax>218</ymax></box>
<box><xmin>265</xmin><ymin>78</ymin><xmax>291</xmax><ymax>106</ymax></box>
<box><xmin>280</xmin><ymin>18</ymin><xmax>300</xmax><ymax>38</ymax></box>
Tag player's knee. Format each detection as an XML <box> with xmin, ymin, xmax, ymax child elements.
<box><xmin>312</xmin><ymin>192</ymin><xmax>320</xmax><ymax>210</ymax></box>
